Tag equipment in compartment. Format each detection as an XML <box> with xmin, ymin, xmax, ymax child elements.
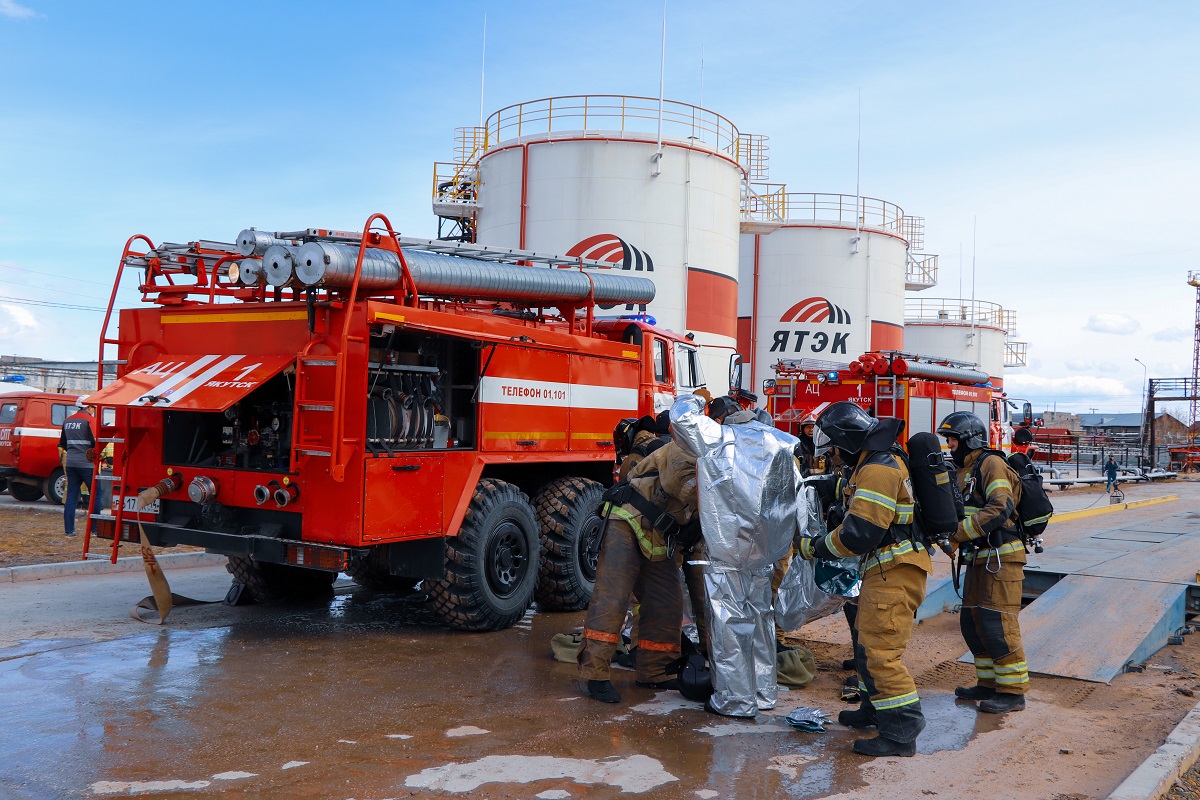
<box><xmin>162</xmin><ymin>373</ymin><xmax>293</xmax><ymax>471</ymax></box>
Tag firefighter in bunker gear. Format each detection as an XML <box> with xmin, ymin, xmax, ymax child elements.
<box><xmin>797</xmin><ymin>401</ymin><xmax>930</xmax><ymax>757</ymax></box>
<box><xmin>938</xmin><ymin>411</ymin><xmax>1029</xmax><ymax>714</ymax></box>
<box><xmin>578</xmin><ymin>440</ymin><xmax>698</xmax><ymax>703</ymax></box>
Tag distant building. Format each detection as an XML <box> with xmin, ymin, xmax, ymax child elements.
<box><xmin>1077</xmin><ymin>411</ymin><xmax>1188</xmax><ymax>443</ymax></box>
<box><xmin>0</xmin><ymin>355</ymin><xmax>113</xmax><ymax>395</ymax></box>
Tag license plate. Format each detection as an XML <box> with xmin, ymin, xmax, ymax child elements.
<box><xmin>122</xmin><ymin>496</ymin><xmax>159</xmax><ymax>514</ymax></box>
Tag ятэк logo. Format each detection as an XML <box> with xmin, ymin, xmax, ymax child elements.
<box><xmin>770</xmin><ymin>296</ymin><xmax>851</xmax><ymax>355</ymax></box>
<box><xmin>567</xmin><ymin>234</ymin><xmax>654</xmax><ymax>311</ymax></box>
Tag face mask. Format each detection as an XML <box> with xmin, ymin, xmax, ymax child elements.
<box><xmin>950</xmin><ymin>442</ymin><xmax>969</xmax><ymax>467</ymax></box>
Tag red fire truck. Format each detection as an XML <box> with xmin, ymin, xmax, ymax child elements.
<box><xmin>763</xmin><ymin>351</ymin><xmax>1028</xmax><ymax>450</ymax></box>
<box><xmin>85</xmin><ymin>214</ymin><xmax>707</xmax><ymax>630</ymax></box>
<box><xmin>0</xmin><ymin>390</ymin><xmax>85</xmax><ymax>504</ymax></box>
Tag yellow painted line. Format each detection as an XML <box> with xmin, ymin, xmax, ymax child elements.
<box><xmin>374</xmin><ymin>312</ymin><xmax>407</xmax><ymax>324</ymax></box>
<box><xmin>621</xmin><ymin>350</ymin><xmax>639</xmax><ymax>359</ymax></box>
<box><xmin>1050</xmin><ymin>494</ymin><xmax>1179</xmax><ymax>524</ymax></box>
<box><xmin>482</xmin><ymin>431</ymin><xmax>567</xmax><ymax>440</ymax></box>
<box><xmin>570</xmin><ymin>432</ymin><xmax>613</xmax><ymax>440</ymax></box>
<box><xmin>162</xmin><ymin>310</ymin><xmax>307</xmax><ymax>324</ymax></box>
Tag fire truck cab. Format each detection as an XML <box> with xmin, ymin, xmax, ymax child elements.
<box><xmin>86</xmin><ymin>218</ymin><xmax>705</xmax><ymax>631</ymax></box>
<box><xmin>0</xmin><ymin>390</ymin><xmax>84</xmax><ymax>504</ymax></box>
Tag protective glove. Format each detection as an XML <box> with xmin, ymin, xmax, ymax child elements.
<box><xmin>693</xmin><ymin>387</ymin><xmax>713</xmax><ymax>404</ymax></box>
<box><xmin>825</xmin><ymin>503</ymin><xmax>846</xmax><ymax>531</ymax></box>
<box><xmin>796</xmin><ymin>535</ymin><xmax>819</xmax><ymax>561</ymax></box>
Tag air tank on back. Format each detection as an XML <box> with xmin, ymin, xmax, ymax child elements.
<box><xmin>736</xmin><ymin>190</ymin><xmax>916</xmax><ymax>395</ymax></box>
<box><xmin>441</xmin><ymin>95</ymin><xmax>749</xmax><ymax>398</ymax></box>
<box><xmin>904</xmin><ymin>298</ymin><xmax>1027</xmax><ymax>386</ymax></box>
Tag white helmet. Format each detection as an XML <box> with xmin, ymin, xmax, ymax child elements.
<box><xmin>75</xmin><ymin>396</ymin><xmax>89</xmax><ymax>409</ymax></box>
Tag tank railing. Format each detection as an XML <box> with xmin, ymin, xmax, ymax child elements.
<box><xmin>905</xmin><ymin>298</ymin><xmax>1013</xmax><ymax>329</ymax></box>
<box><xmin>431</xmin><ymin>161</ymin><xmax>480</xmax><ymax>213</ymax></box>
<box><xmin>484</xmin><ymin>94</ymin><xmax>741</xmax><ymax>155</ymax></box>
<box><xmin>736</xmin><ymin>133</ymin><xmax>770</xmax><ymax>182</ymax></box>
<box><xmin>741</xmin><ymin>190</ymin><xmax>905</xmax><ymax>231</ymax></box>
<box><xmin>905</xmin><ymin>253</ymin><xmax>939</xmax><ymax>288</ymax></box>
<box><xmin>899</xmin><ymin>216</ymin><xmax>925</xmax><ymax>250</ymax></box>
<box><xmin>742</xmin><ymin>182</ymin><xmax>788</xmax><ymax>221</ymax></box>
<box><xmin>1005</xmin><ymin>339</ymin><xmax>1028</xmax><ymax>368</ymax></box>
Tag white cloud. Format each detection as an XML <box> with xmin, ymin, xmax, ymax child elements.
<box><xmin>0</xmin><ymin>303</ymin><xmax>38</xmax><ymax>334</ymax></box>
<box><xmin>1097</xmin><ymin>361</ymin><xmax>1120</xmax><ymax>373</ymax></box>
<box><xmin>1153</xmin><ymin>326</ymin><xmax>1191</xmax><ymax>342</ymax></box>
<box><xmin>1003</xmin><ymin>374</ymin><xmax>1130</xmax><ymax>398</ymax></box>
<box><xmin>1083</xmin><ymin>313</ymin><xmax>1141</xmax><ymax>335</ymax></box>
<box><xmin>0</xmin><ymin>0</ymin><xmax>38</xmax><ymax>19</ymax></box>
<box><xmin>1065</xmin><ymin>359</ymin><xmax>1093</xmax><ymax>371</ymax></box>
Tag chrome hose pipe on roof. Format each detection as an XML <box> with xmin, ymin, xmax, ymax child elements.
<box><xmin>237</xmin><ymin>229</ymin><xmax>296</xmax><ymax>257</ymax></box>
<box><xmin>294</xmin><ymin>242</ymin><xmax>656</xmax><ymax>306</ymax></box>
<box><xmin>262</xmin><ymin>244</ymin><xmax>303</xmax><ymax>287</ymax></box>
<box><xmin>900</xmin><ymin>361</ymin><xmax>990</xmax><ymax>384</ymax></box>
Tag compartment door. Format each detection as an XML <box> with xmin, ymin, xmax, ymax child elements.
<box><xmin>363</xmin><ymin>456</ymin><xmax>444</xmax><ymax>542</ymax></box>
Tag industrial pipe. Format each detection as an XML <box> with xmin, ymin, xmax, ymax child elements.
<box><xmin>262</xmin><ymin>245</ymin><xmax>303</xmax><ymax>287</ymax></box>
<box><xmin>890</xmin><ymin>360</ymin><xmax>989</xmax><ymax>384</ymax></box>
<box><xmin>293</xmin><ymin>242</ymin><xmax>656</xmax><ymax>306</ymax></box>
<box><xmin>236</xmin><ymin>229</ymin><xmax>298</xmax><ymax>257</ymax></box>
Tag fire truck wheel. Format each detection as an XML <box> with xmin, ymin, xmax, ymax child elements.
<box><xmin>345</xmin><ymin>548</ymin><xmax>419</xmax><ymax>592</ymax></box>
<box><xmin>7</xmin><ymin>481</ymin><xmax>44</xmax><ymax>502</ymax></box>
<box><xmin>224</xmin><ymin>555</ymin><xmax>337</xmax><ymax>604</ymax></box>
<box><xmin>532</xmin><ymin>477</ymin><xmax>604</xmax><ymax>611</ymax></box>
<box><xmin>44</xmin><ymin>468</ymin><xmax>67</xmax><ymax>505</ymax></box>
<box><xmin>427</xmin><ymin>478</ymin><xmax>539</xmax><ymax>631</ymax></box>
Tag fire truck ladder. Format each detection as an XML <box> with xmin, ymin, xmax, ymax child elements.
<box><xmin>83</xmin><ymin>234</ymin><xmax>156</xmax><ymax>563</ymax></box>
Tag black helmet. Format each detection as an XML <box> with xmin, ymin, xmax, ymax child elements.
<box><xmin>937</xmin><ymin>411</ymin><xmax>988</xmax><ymax>465</ymax></box>
<box><xmin>655</xmin><ymin>409</ymin><xmax>672</xmax><ymax>435</ymax></box>
<box><xmin>613</xmin><ymin>417</ymin><xmax>640</xmax><ymax>458</ymax></box>
<box><xmin>707</xmin><ymin>395</ymin><xmax>740</xmax><ymax>422</ymax></box>
<box><xmin>813</xmin><ymin>402</ymin><xmax>878</xmax><ymax>456</ymax></box>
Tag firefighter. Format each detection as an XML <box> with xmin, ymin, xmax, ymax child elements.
<box><xmin>577</xmin><ymin>439</ymin><xmax>699</xmax><ymax>703</ymax></box>
<box><xmin>796</xmin><ymin>401</ymin><xmax>930</xmax><ymax>757</ymax></box>
<box><xmin>614</xmin><ymin>415</ymin><xmax>663</xmax><ymax>481</ymax></box>
<box><xmin>938</xmin><ymin>411</ymin><xmax>1029</xmax><ymax>713</ymax></box>
<box><xmin>793</xmin><ymin>414</ymin><xmax>825</xmax><ymax>476</ymax></box>
<box><xmin>671</xmin><ymin>393</ymin><xmax>801</xmax><ymax>719</ymax></box>
<box><xmin>58</xmin><ymin>397</ymin><xmax>98</xmax><ymax>536</ymax></box>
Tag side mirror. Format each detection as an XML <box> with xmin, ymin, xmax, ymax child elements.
<box><xmin>729</xmin><ymin>354</ymin><xmax>744</xmax><ymax>393</ymax></box>
<box><xmin>1022</xmin><ymin>401</ymin><xmax>1033</xmax><ymax>425</ymax></box>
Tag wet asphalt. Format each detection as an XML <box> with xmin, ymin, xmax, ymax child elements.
<box><xmin>0</xmin><ymin>576</ymin><xmax>1001</xmax><ymax>800</ymax></box>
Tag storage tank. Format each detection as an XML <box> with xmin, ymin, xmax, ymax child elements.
<box><xmin>456</xmin><ymin>95</ymin><xmax>748</xmax><ymax>395</ymax></box>
<box><xmin>737</xmin><ymin>191</ymin><xmax>911</xmax><ymax>395</ymax></box>
<box><xmin>903</xmin><ymin>298</ymin><xmax>1022</xmax><ymax>386</ymax></box>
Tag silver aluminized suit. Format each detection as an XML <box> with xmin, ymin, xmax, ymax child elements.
<box><xmin>670</xmin><ymin>394</ymin><xmax>803</xmax><ymax>717</ymax></box>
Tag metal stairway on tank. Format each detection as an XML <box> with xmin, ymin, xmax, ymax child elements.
<box><xmin>917</xmin><ymin>511</ymin><xmax>1200</xmax><ymax>683</ymax></box>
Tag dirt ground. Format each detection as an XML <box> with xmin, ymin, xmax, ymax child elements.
<box><xmin>1167</xmin><ymin>762</ymin><xmax>1200</xmax><ymax>800</ymax></box>
<box><xmin>0</xmin><ymin>506</ymin><xmax>162</xmax><ymax>566</ymax></box>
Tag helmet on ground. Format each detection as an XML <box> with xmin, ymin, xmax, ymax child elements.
<box><xmin>813</xmin><ymin>402</ymin><xmax>877</xmax><ymax>456</ymax></box>
<box><xmin>707</xmin><ymin>395</ymin><xmax>740</xmax><ymax>422</ymax></box>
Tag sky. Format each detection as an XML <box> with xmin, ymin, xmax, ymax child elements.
<box><xmin>0</xmin><ymin>1</ymin><xmax>1196</xmax><ymax>414</ymax></box>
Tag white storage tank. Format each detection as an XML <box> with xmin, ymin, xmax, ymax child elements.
<box><xmin>903</xmin><ymin>299</ymin><xmax>1016</xmax><ymax>385</ymax></box>
<box><xmin>737</xmin><ymin>192</ymin><xmax>910</xmax><ymax>395</ymax></box>
<box><xmin>467</xmin><ymin>95</ymin><xmax>747</xmax><ymax>394</ymax></box>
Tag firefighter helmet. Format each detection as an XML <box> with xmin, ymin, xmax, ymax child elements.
<box><xmin>707</xmin><ymin>395</ymin><xmax>740</xmax><ymax>422</ymax></box>
<box><xmin>813</xmin><ymin>402</ymin><xmax>877</xmax><ymax>456</ymax></box>
<box><xmin>937</xmin><ymin>412</ymin><xmax>988</xmax><ymax>450</ymax></box>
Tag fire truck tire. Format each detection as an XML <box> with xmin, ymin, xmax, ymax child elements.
<box><xmin>427</xmin><ymin>478</ymin><xmax>539</xmax><ymax>631</ymax></box>
<box><xmin>224</xmin><ymin>555</ymin><xmax>336</xmax><ymax>603</ymax></box>
<box><xmin>44</xmin><ymin>468</ymin><xmax>67</xmax><ymax>505</ymax></box>
<box><xmin>345</xmin><ymin>548</ymin><xmax>419</xmax><ymax>592</ymax></box>
<box><xmin>532</xmin><ymin>476</ymin><xmax>603</xmax><ymax>611</ymax></box>
<box><xmin>8</xmin><ymin>481</ymin><xmax>44</xmax><ymax>502</ymax></box>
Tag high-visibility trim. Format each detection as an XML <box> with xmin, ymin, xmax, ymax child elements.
<box><xmin>637</xmin><ymin>639</ymin><xmax>679</xmax><ymax>653</ymax></box>
<box><xmin>1025</xmin><ymin>512</ymin><xmax>1052</xmax><ymax>525</ymax></box>
<box><xmin>607</xmin><ymin>505</ymin><xmax>669</xmax><ymax>559</ymax></box>
<box><xmin>895</xmin><ymin>502</ymin><xmax>915</xmax><ymax>525</ymax></box>
<box><xmin>161</xmin><ymin>310</ymin><xmax>307</xmax><ymax>324</ymax></box>
<box><xmin>570</xmin><ymin>432</ymin><xmax>614</xmax><ymax>440</ymax></box>
<box><xmin>976</xmin><ymin>668</ymin><xmax>996</xmax><ymax>679</ymax></box>
<box><xmin>854</xmin><ymin>488</ymin><xmax>897</xmax><ymax>512</ymax></box>
<box><xmin>985</xmin><ymin>478</ymin><xmax>1011</xmax><ymax>496</ymax></box>
<box><xmin>823</xmin><ymin>532</ymin><xmax>853</xmax><ymax>559</ymax></box>
<box><xmin>974</xmin><ymin>657</ymin><xmax>994</xmax><ymax>666</ymax></box>
<box><xmin>583</xmin><ymin>627</ymin><xmax>621</xmax><ymax>644</ymax></box>
<box><xmin>994</xmin><ymin>661</ymin><xmax>1028</xmax><ymax>674</ymax></box>
<box><xmin>961</xmin><ymin>539</ymin><xmax>1025</xmax><ymax>563</ymax></box>
<box><xmin>873</xmin><ymin>690</ymin><xmax>920</xmax><ymax>710</ymax></box>
<box><xmin>963</xmin><ymin>515</ymin><xmax>984</xmax><ymax>540</ymax></box>
<box><xmin>995</xmin><ymin>673</ymin><xmax>1029</xmax><ymax>685</ymax></box>
<box><xmin>374</xmin><ymin>312</ymin><xmax>407</xmax><ymax>324</ymax></box>
<box><xmin>482</xmin><ymin>431</ymin><xmax>568</xmax><ymax>440</ymax></box>
<box><xmin>861</xmin><ymin>539</ymin><xmax>922</xmax><ymax>573</ymax></box>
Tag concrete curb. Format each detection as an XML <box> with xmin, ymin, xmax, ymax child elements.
<box><xmin>1</xmin><ymin>552</ymin><xmax>226</xmax><ymax>584</ymax></box>
<box><xmin>1108</xmin><ymin>700</ymin><xmax>1200</xmax><ymax>800</ymax></box>
<box><xmin>1052</xmin><ymin>494</ymin><xmax>1179</xmax><ymax>524</ymax></box>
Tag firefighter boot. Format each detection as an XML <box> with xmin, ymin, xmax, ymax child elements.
<box><xmin>838</xmin><ymin>700</ymin><xmax>876</xmax><ymax>729</ymax></box>
<box><xmin>586</xmin><ymin>680</ymin><xmax>622</xmax><ymax>704</ymax></box>
<box><xmin>979</xmin><ymin>692</ymin><xmax>1026</xmax><ymax>714</ymax></box>
<box><xmin>954</xmin><ymin>685</ymin><xmax>997</xmax><ymax>701</ymax></box>
<box><xmin>852</xmin><ymin>735</ymin><xmax>917</xmax><ymax>758</ymax></box>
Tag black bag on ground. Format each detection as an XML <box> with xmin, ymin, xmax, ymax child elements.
<box><xmin>675</xmin><ymin>637</ymin><xmax>713</xmax><ymax>702</ymax></box>
<box><xmin>902</xmin><ymin>432</ymin><xmax>964</xmax><ymax>543</ymax></box>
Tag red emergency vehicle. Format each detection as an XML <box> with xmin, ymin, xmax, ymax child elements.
<box><xmin>763</xmin><ymin>351</ymin><xmax>1027</xmax><ymax>450</ymax></box>
<box><xmin>85</xmin><ymin>214</ymin><xmax>705</xmax><ymax>630</ymax></box>
<box><xmin>0</xmin><ymin>390</ymin><xmax>85</xmax><ymax>504</ymax></box>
